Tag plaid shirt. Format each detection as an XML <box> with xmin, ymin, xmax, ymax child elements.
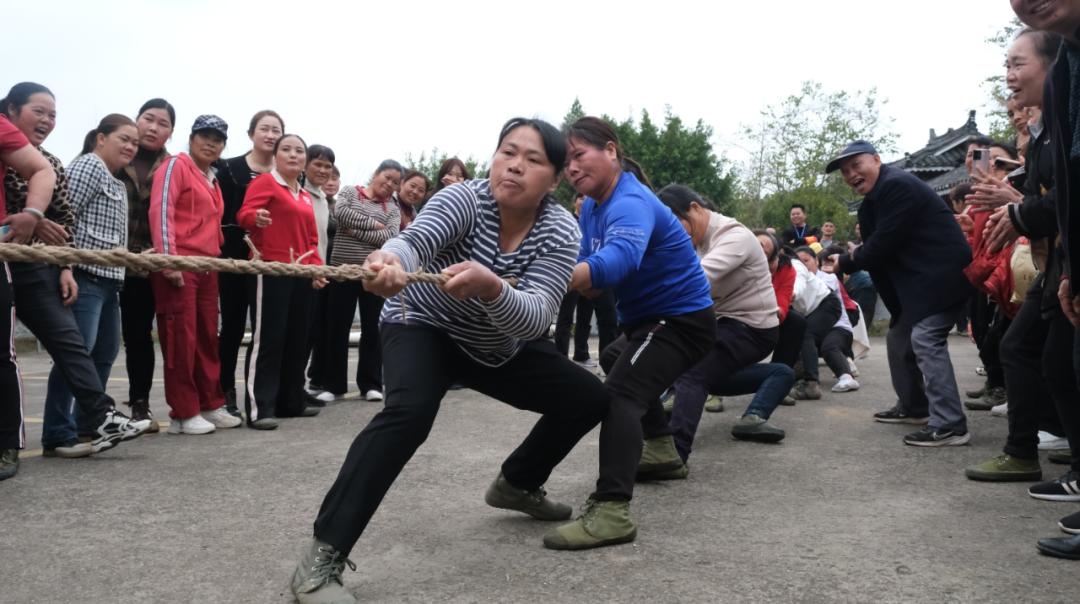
<box><xmin>3</xmin><ymin>147</ymin><xmax>76</xmax><ymax>244</ymax></box>
<box><xmin>118</xmin><ymin>148</ymin><xmax>168</xmax><ymax>253</ymax></box>
<box><xmin>66</xmin><ymin>153</ymin><xmax>128</xmax><ymax>281</ymax></box>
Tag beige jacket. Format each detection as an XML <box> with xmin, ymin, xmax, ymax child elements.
<box><xmin>696</xmin><ymin>212</ymin><xmax>779</xmax><ymax>329</ymax></box>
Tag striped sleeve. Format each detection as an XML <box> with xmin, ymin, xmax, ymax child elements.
<box><xmin>479</xmin><ymin>213</ymin><xmax>580</xmax><ymax>340</ymax></box>
<box><xmin>383</xmin><ymin>184</ymin><xmax>475</xmax><ymax>273</ymax></box>
<box><xmin>149</xmin><ymin>155</ymin><xmax>182</xmax><ymax>255</ymax></box>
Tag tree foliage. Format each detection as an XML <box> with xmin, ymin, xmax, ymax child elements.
<box><xmin>556</xmin><ymin>99</ymin><xmax>737</xmax><ymax>213</ymax></box>
<box><xmin>983</xmin><ymin>17</ymin><xmax>1023</xmax><ymax>142</ymax></box>
<box><xmin>734</xmin><ymin>81</ymin><xmax>898</xmax><ymax>239</ymax></box>
<box><xmin>403</xmin><ymin>148</ymin><xmax>488</xmax><ymax>185</ymax></box>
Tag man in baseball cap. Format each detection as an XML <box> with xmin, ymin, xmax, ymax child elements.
<box><xmin>826</xmin><ymin>138</ymin><xmax>975</xmax><ymax>448</ymax></box>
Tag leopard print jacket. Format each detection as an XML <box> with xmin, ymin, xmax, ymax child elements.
<box><xmin>3</xmin><ymin>147</ymin><xmax>76</xmax><ymax>244</ymax></box>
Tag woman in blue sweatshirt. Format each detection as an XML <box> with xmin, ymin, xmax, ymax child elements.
<box><xmin>542</xmin><ymin>116</ymin><xmax>715</xmax><ymax>551</ymax></box>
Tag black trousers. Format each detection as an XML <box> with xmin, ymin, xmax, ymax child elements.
<box><xmin>0</xmin><ymin>263</ymin><xmax>23</xmax><ymax>450</ymax></box>
<box><xmin>772</xmin><ymin>308</ymin><xmax>806</xmax><ymax>367</ymax></box>
<box><xmin>969</xmin><ymin>293</ymin><xmax>994</xmax><ymax>350</ymax></box>
<box><xmin>219</xmin><ymin>272</ymin><xmax>254</xmax><ymax>394</ymax></box>
<box><xmin>119</xmin><ymin>274</ymin><xmax>156</xmax><ymax>402</ymax></box>
<box><xmin>979</xmin><ymin>308</ymin><xmax>1010</xmax><ymax>389</ymax></box>
<box><xmin>594</xmin><ymin>307</ymin><xmax>716</xmax><ymax>501</ymax></box>
<box><xmin>849</xmin><ymin>286</ymin><xmax>877</xmax><ymax>328</ymax></box>
<box><xmin>670</xmin><ymin>318</ymin><xmax>778</xmax><ymax>460</ymax></box>
<box><xmin>798</xmin><ymin>295</ymin><xmax>845</xmax><ymax>381</ymax></box>
<box><xmin>554</xmin><ymin>290</ymin><xmax>617</xmax><ymax>361</ymax></box>
<box><xmin>305</xmin><ymin>287</ymin><xmax>331</xmax><ymax>389</ymax></box>
<box><xmin>243</xmin><ymin>275</ymin><xmax>313</xmax><ymax>420</ymax></box>
<box><xmin>313</xmin><ymin>323</ymin><xmax>609</xmax><ymax>555</ymax></box>
<box><xmin>8</xmin><ymin>262</ymin><xmax>112</xmax><ymax>433</ymax></box>
<box><xmin>325</xmin><ymin>280</ymin><xmax>384</xmax><ymax>394</ymax></box>
<box><xmin>1003</xmin><ymin>280</ymin><xmax>1079</xmax><ymax>469</ymax></box>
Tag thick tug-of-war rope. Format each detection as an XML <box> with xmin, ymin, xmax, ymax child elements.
<box><xmin>0</xmin><ymin>241</ymin><xmax>519</xmax><ymax>288</ymax></box>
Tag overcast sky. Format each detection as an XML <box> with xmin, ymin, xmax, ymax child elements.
<box><xmin>4</xmin><ymin>0</ymin><xmax>1018</xmax><ymax>185</ymax></box>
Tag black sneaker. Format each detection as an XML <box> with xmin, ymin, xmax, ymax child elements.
<box><xmin>126</xmin><ymin>399</ymin><xmax>159</xmax><ymax>434</ymax></box>
<box><xmin>903</xmin><ymin>426</ymin><xmax>971</xmax><ymax>447</ymax></box>
<box><xmin>873</xmin><ymin>406</ymin><xmax>930</xmax><ymax>425</ymax></box>
<box><xmin>1059</xmin><ymin>510</ymin><xmax>1080</xmax><ymax>535</ymax></box>
<box><xmin>1048</xmin><ymin>450</ymin><xmax>1073</xmax><ymax>465</ymax></box>
<box><xmin>304</xmin><ymin>392</ymin><xmax>326</xmax><ymax>409</ymax></box>
<box><xmin>1028</xmin><ymin>470</ymin><xmax>1080</xmax><ymax>502</ymax></box>
<box><xmin>0</xmin><ymin>449</ymin><xmax>18</xmax><ymax>481</ymax></box>
<box><xmin>90</xmin><ymin>409</ymin><xmax>150</xmax><ymax>453</ymax></box>
<box><xmin>223</xmin><ymin>389</ymin><xmax>242</xmax><ymax>418</ymax></box>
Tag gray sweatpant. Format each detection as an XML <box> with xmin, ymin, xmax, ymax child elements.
<box><xmin>885</xmin><ymin>304</ymin><xmax>967</xmax><ymax>432</ymax></box>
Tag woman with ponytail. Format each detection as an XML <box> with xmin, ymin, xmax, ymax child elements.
<box><xmin>542</xmin><ymin>116</ymin><xmax>715</xmax><ymax>551</ymax></box>
<box><xmin>40</xmin><ymin>113</ymin><xmax>149</xmax><ymax>457</ymax></box>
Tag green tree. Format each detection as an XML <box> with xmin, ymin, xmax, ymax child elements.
<box><xmin>403</xmin><ymin>148</ymin><xmax>488</xmax><ymax>185</ymax></box>
<box><xmin>557</xmin><ymin>100</ymin><xmax>736</xmax><ymax>212</ymax></box>
<box><xmin>983</xmin><ymin>17</ymin><xmax>1023</xmax><ymax>141</ymax></box>
<box><xmin>735</xmin><ymin>81</ymin><xmax>898</xmax><ymax>239</ymax></box>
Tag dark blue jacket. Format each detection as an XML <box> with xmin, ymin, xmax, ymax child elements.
<box><xmin>1044</xmin><ymin>43</ymin><xmax>1080</xmax><ymax>294</ymax></box>
<box><xmin>838</xmin><ymin>164</ymin><xmax>973</xmax><ymax>325</ymax></box>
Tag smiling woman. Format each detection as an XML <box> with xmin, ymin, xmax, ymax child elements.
<box><xmin>289</xmin><ymin>117</ymin><xmax>609</xmax><ymax>604</ymax></box>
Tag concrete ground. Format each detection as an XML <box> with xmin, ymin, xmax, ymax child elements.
<box><xmin>1</xmin><ymin>335</ymin><xmax>1078</xmax><ymax>603</ymax></box>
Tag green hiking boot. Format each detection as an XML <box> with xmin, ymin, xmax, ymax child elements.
<box><xmin>731</xmin><ymin>414</ymin><xmax>786</xmax><ymax>443</ymax></box>
<box><xmin>704</xmin><ymin>396</ymin><xmax>724</xmax><ymax>413</ymax></box>
<box><xmin>290</xmin><ymin>539</ymin><xmax>357</xmax><ymax>604</ymax></box>
<box><xmin>542</xmin><ymin>499</ymin><xmax>637</xmax><ymax>550</ymax></box>
<box><xmin>964</xmin><ymin>454</ymin><xmax>1042</xmax><ymax>482</ymax></box>
<box><xmin>636</xmin><ymin>435</ymin><xmax>686</xmax><ymax>480</ymax></box>
<box><xmin>484</xmin><ymin>472</ymin><xmax>571</xmax><ymax>520</ymax></box>
<box><xmin>966</xmin><ymin>386</ymin><xmax>1006</xmax><ymax>411</ymax></box>
<box><xmin>964</xmin><ymin>381</ymin><xmax>989</xmax><ymax>399</ymax></box>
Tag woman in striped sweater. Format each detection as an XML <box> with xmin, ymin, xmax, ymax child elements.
<box><xmin>319</xmin><ymin>160</ymin><xmax>402</xmax><ymax>402</ymax></box>
<box><xmin>290</xmin><ymin>118</ymin><xmax>609</xmax><ymax>604</ymax></box>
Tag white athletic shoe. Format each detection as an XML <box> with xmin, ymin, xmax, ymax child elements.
<box><xmin>1039</xmin><ymin>431</ymin><xmax>1070</xmax><ymax>451</ymax></box>
<box><xmin>364</xmin><ymin>389</ymin><xmax>384</xmax><ymax>402</ymax></box>
<box><xmin>831</xmin><ymin>373</ymin><xmax>860</xmax><ymax>393</ymax></box>
<box><xmin>315</xmin><ymin>391</ymin><xmax>342</xmax><ymax>403</ymax></box>
<box><xmin>202</xmin><ymin>408</ymin><xmax>242</xmax><ymax>429</ymax></box>
<box><xmin>167</xmin><ymin>415</ymin><xmax>216</xmax><ymax>435</ymax></box>
<box><xmin>990</xmin><ymin>402</ymin><xmax>1009</xmax><ymax>417</ymax></box>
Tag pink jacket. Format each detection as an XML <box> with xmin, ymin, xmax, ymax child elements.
<box><xmin>150</xmin><ymin>153</ymin><xmax>224</xmax><ymax>258</ymax></box>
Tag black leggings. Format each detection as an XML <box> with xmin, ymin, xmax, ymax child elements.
<box><xmin>119</xmin><ymin>275</ymin><xmax>156</xmax><ymax>402</ymax></box>
<box><xmin>594</xmin><ymin>307</ymin><xmax>716</xmax><ymax>501</ymax></box>
<box><xmin>313</xmin><ymin>323</ymin><xmax>609</xmax><ymax>555</ymax></box>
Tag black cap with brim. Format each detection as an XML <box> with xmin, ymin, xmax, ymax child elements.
<box><xmin>825</xmin><ymin>140</ymin><xmax>877</xmax><ymax>174</ymax></box>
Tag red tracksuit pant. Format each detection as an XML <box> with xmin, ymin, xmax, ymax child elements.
<box><xmin>151</xmin><ymin>271</ymin><xmax>225</xmax><ymax>420</ymax></box>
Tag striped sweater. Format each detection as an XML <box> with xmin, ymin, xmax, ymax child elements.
<box><xmin>329</xmin><ymin>185</ymin><xmax>399</xmax><ymax>266</ymax></box>
<box><xmin>382</xmin><ymin>180</ymin><xmax>580</xmax><ymax>367</ymax></box>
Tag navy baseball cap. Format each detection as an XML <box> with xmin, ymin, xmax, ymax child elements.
<box><xmin>191</xmin><ymin>114</ymin><xmax>228</xmax><ymax>141</ymax></box>
<box><xmin>825</xmin><ymin>140</ymin><xmax>877</xmax><ymax>174</ymax></box>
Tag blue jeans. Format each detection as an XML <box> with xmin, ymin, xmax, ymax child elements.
<box><xmin>42</xmin><ymin>271</ymin><xmax>121</xmax><ymax>445</ymax></box>
<box><xmin>712</xmin><ymin>362</ymin><xmax>795</xmax><ymax>421</ymax></box>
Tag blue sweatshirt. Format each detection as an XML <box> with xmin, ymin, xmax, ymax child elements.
<box><xmin>579</xmin><ymin>171</ymin><xmax>713</xmax><ymax>325</ymax></box>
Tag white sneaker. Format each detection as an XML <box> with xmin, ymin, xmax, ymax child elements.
<box><xmin>831</xmin><ymin>373</ymin><xmax>860</xmax><ymax>392</ymax></box>
<box><xmin>202</xmin><ymin>408</ymin><xmax>242</xmax><ymax>429</ymax></box>
<box><xmin>1038</xmin><ymin>430</ymin><xmax>1070</xmax><ymax>451</ymax></box>
<box><xmin>167</xmin><ymin>415</ymin><xmax>216</xmax><ymax>435</ymax></box>
<box><xmin>364</xmin><ymin>389</ymin><xmax>384</xmax><ymax>402</ymax></box>
<box><xmin>990</xmin><ymin>402</ymin><xmax>1009</xmax><ymax>417</ymax></box>
<box><xmin>315</xmin><ymin>391</ymin><xmax>342</xmax><ymax>403</ymax></box>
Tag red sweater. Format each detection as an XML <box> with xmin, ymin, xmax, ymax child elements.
<box><xmin>771</xmin><ymin>261</ymin><xmax>796</xmax><ymax>323</ymax></box>
<box><xmin>236</xmin><ymin>172</ymin><xmax>322</xmax><ymax>265</ymax></box>
<box><xmin>150</xmin><ymin>153</ymin><xmax>224</xmax><ymax>258</ymax></box>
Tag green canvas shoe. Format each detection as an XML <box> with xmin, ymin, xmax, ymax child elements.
<box><xmin>542</xmin><ymin>499</ymin><xmax>637</xmax><ymax>550</ymax></box>
<box><xmin>964</xmin><ymin>454</ymin><xmax>1042</xmax><ymax>482</ymax></box>
<box><xmin>290</xmin><ymin>539</ymin><xmax>357</xmax><ymax>604</ymax></box>
<box><xmin>636</xmin><ymin>435</ymin><xmax>686</xmax><ymax>480</ymax></box>
<box><xmin>484</xmin><ymin>472</ymin><xmax>571</xmax><ymax>520</ymax></box>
